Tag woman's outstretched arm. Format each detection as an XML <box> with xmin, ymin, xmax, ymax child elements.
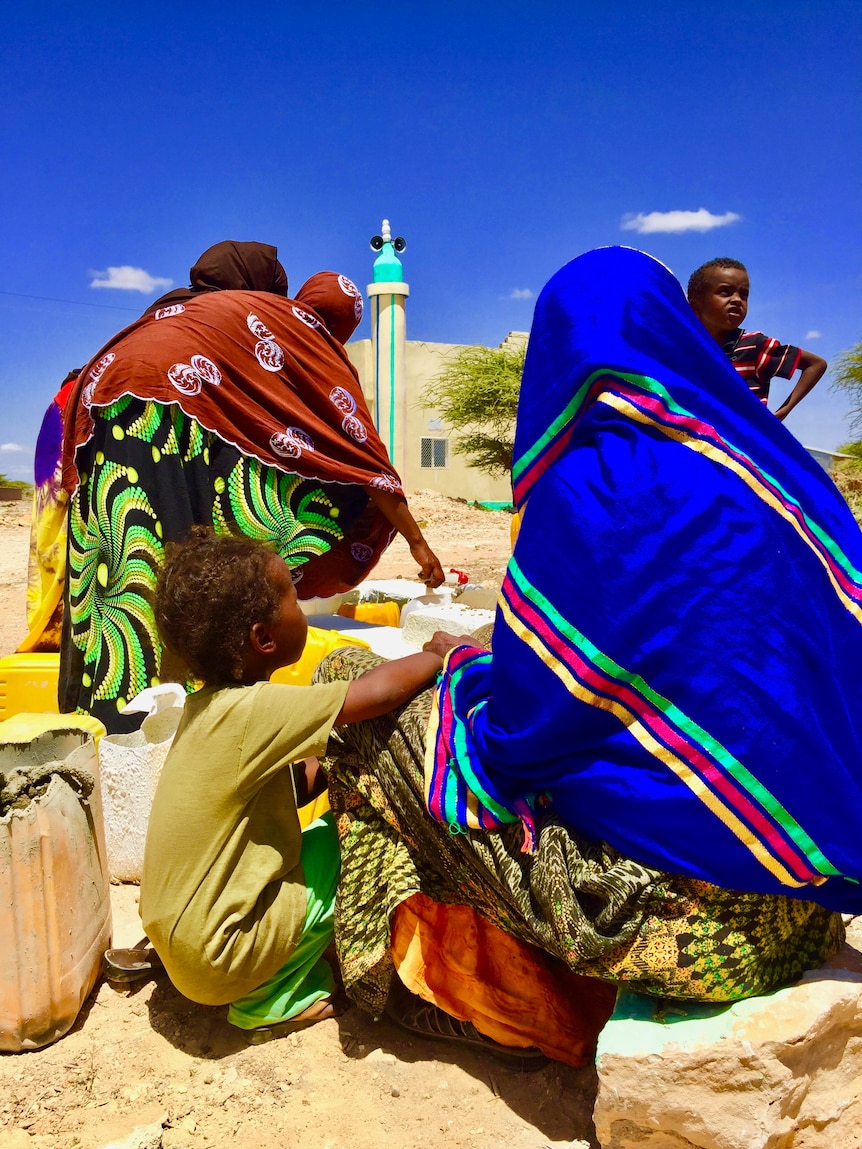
<box><xmin>364</xmin><ymin>486</ymin><xmax>445</xmax><ymax>587</ymax></box>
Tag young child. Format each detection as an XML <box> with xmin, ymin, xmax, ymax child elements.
<box><xmin>138</xmin><ymin>529</ymin><xmax>444</xmax><ymax>1043</ymax></box>
<box><xmin>687</xmin><ymin>258</ymin><xmax>827</xmax><ymax>421</ymax></box>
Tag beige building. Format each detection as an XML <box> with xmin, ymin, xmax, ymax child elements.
<box><xmin>346</xmin><ymin>335</ymin><xmax>523</xmax><ymax>507</ymax></box>
<box><xmin>345</xmin><ymin>220</ymin><xmax>520</xmax><ymax>508</ymax></box>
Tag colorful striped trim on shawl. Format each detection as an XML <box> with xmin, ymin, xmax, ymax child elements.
<box><xmin>499</xmin><ymin>555</ymin><xmax>842</xmax><ymax>889</ymax></box>
<box><xmin>425</xmin><ymin>647</ymin><xmax>538</xmax><ymax>851</ymax></box>
<box><xmin>512</xmin><ymin>371</ymin><xmax>862</xmax><ymax>625</ymax></box>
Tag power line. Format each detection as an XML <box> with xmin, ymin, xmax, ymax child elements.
<box><xmin>0</xmin><ymin>290</ymin><xmax>140</xmax><ymax>314</ymax></box>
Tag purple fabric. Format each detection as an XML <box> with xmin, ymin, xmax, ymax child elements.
<box><xmin>34</xmin><ymin>400</ymin><xmax>63</xmax><ymax>489</ymax></box>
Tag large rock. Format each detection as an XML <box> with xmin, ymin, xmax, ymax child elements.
<box><xmin>593</xmin><ymin>916</ymin><xmax>862</xmax><ymax>1149</ymax></box>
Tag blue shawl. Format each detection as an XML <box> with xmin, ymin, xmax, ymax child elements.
<box><xmin>426</xmin><ymin>246</ymin><xmax>862</xmax><ymax>913</ymax></box>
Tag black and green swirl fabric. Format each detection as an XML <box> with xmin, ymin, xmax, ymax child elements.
<box><xmin>61</xmin><ymin>398</ymin><xmax>361</xmax><ymax>732</ymax></box>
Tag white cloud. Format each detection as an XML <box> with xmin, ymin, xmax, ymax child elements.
<box><xmin>621</xmin><ymin>209</ymin><xmax>741</xmax><ymax>235</ymax></box>
<box><xmin>1</xmin><ymin>443</ymin><xmax>25</xmax><ymax>453</ymax></box>
<box><xmin>509</xmin><ymin>288</ymin><xmax>534</xmax><ymax>300</ymax></box>
<box><xmin>90</xmin><ymin>266</ymin><xmax>173</xmax><ymax>293</ymax></box>
<box><xmin>806</xmin><ymin>330</ymin><xmax>822</xmax><ymax>340</ymax></box>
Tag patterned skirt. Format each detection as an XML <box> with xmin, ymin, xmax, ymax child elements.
<box><xmin>61</xmin><ymin>397</ymin><xmax>367</xmax><ymax>731</ymax></box>
<box><xmin>315</xmin><ymin>648</ymin><xmax>845</xmax><ymax>1018</ymax></box>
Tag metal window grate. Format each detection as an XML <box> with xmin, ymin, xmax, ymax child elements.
<box><xmin>420</xmin><ymin>437</ymin><xmax>449</xmax><ymax>469</ymax></box>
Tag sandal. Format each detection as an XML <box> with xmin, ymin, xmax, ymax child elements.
<box><xmin>384</xmin><ymin>982</ymin><xmax>547</xmax><ymax>1067</ymax></box>
<box><xmin>241</xmin><ymin>997</ymin><xmax>342</xmax><ymax>1045</ymax></box>
<box><xmin>103</xmin><ymin>939</ymin><xmax>164</xmax><ymax>984</ymax></box>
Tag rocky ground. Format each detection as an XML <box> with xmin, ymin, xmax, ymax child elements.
<box><xmin>1</xmin><ymin>492</ymin><xmax>603</xmax><ymax>1149</ymax></box>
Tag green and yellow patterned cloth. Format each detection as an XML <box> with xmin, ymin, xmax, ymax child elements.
<box><xmin>62</xmin><ymin>399</ymin><xmax>365</xmax><ymax>730</ymax></box>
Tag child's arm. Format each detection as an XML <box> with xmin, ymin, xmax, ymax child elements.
<box><xmin>292</xmin><ymin>757</ymin><xmax>327</xmax><ymax>807</ymax></box>
<box><xmin>335</xmin><ymin>650</ymin><xmax>445</xmax><ymax>724</ymax></box>
<box><xmin>773</xmin><ymin>349</ymin><xmax>827</xmax><ymax>421</ymax></box>
<box><xmin>292</xmin><ymin>637</ymin><xmax>468</xmax><ymax>801</ymax></box>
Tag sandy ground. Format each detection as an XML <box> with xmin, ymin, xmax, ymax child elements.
<box><xmin>0</xmin><ymin>493</ymin><xmax>602</xmax><ymax>1149</ymax></box>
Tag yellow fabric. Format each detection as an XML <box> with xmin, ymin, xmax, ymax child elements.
<box><xmin>509</xmin><ymin>507</ymin><xmax>521</xmax><ymax>551</ymax></box>
<box><xmin>18</xmin><ymin>486</ymin><xmax>68</xmax><ymax>653</ymax></box>
<box><xmin>0</xmin><ymin>711</ymin><xmax>105</xmax><ymax>743</ymax></box>
<box><xmin>298</xmin><ymin>789</ymin><xmax>331</xmax><ymax>830</ymax></box>
<box><xmin>140</xmin><ymin>679</ymin><xmax>348</xmax><ymax>1006</ymax></box>
<box><xmin>391</xmin><ymin>892</ymin><xmax>616</xmax><ymax>1067</ymax></box>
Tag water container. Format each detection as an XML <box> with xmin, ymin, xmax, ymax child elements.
<box><xmin>0</xmin><ymin>723</ymin><xmax>112</xmax><ymax>1051</ymax></box>
<box><xmin>97</xmin><ymin>685</ymin><xmax>186</xmax><ymax>883</ymax></box>
<box><xmin>398</xmin><ymin>590</ymin><xmax>455</xmax><ymax>628</ymax></box>
<box><xmin>337</xmin><ymin>600</ymin><xmax>402</xmax><ymax>628</ymax></box>
<box><xmin>269</xmin><ymin>624</ymin><xmax>370</xmax><ymax>687</ymax></box>
<box><xmin>0</xmin><ymin>653</ymin><xmax>60</xmax><ymax>720</ymax></box>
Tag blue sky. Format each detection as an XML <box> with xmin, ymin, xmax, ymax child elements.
<box><xmin>2</xmin><ymin>1</ymin><xmax>860</xmax><ymax>481</ymax></box>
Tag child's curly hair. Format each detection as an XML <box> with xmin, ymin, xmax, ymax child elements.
<box><xmin>686</xmin><ymin>257</ymin><xmax>747</xmax><ymax>303</ymax></box>
<box><xmin>155</xmin><ymin>528</ymin><xmax>283</xmax><ymax>684</ymax></box>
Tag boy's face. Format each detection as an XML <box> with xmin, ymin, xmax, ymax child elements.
<box><xmin>691</xmin><ymin>267</ymin><xmax>750</xmax><ymax>341</ymax></box>
<box><xmin>267</xmin><ymin>555</ymin><xmax>308</xmax><ymax>667</ymax></box>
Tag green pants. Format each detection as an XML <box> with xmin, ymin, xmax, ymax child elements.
<box><xmin>227</xmin><ymin>813</ymin><xmax>339</xmax><ymax>1030</ymax></box>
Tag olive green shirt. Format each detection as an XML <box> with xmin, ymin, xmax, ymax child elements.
<box><xmin>140</xmin><ymin>679</ymin><xmax>348</xmax><ymax>1005</ymax></box>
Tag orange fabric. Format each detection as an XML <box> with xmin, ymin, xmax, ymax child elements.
<box><xmin>62</xmin><ymin>290</ymin><xmax>396</xmax><ymax>496</ymax></box>
<box><xmin>295</xmin><ymin>271</ymin><xmax>363</xmax><ymax>345</ymax></box>
<box><xmin>391</xmin><ymin>892</ymin><xmax>616</xmax><ymax>1067</ymax></box>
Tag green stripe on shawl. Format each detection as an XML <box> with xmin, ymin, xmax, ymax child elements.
<box><xmin>509</xmin><ymin>558</ymin><xmax>840</xmax><ymax>876</ymax></box>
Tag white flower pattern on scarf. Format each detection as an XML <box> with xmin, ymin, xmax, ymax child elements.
<box><xmin>342</xmin><ymin>414</ymin><xmax>368</xmax><ymax>442</ymax></box>
<box><xmin>167</xmin><ymin>355</ymin><xmax>221</xmax><ymax>397</ymax></box>
<box><xmin>81</xmin><ymin>353</ymin><xmax>116</xmax><ymax>408</ymax></box>
<box><xmin>369</xmin><ymin>473</ymin><xmax>401</xmax><ymax>493</ymax></box>
<box><xmin>247</xmin><ymin>313</ymin><xmax>285</xmax><ymax>372</ymax></box>
<box><xmin>328</xmin><ymin>385</ymin><xmax>367</xmax><ymax>441</ymax></box>
<box><xmin>329</xmin><ymin>386</ymin><xmax>356</xmax><ymax>415</ymax></box>
<box><xmin>350</xmin><ymin>542</ymin><xmax>373</xmax><ymax>563</ymax></box>
<box><xmin>292</xmin><ymin>306</ymin><xmax>322</xmax><ymax>330</ymax></box>
<box><xmin>270</xmin><ymin>426</ymin><xmax>315</xmax><ymax>459</ymax></box>
<box><xmin>338</xmin><ymin>275</ymin><xmax>364</xmax><ymax>321</ymax></box>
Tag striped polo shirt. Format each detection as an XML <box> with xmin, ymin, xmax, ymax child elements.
<box><xmin>722</xmin><ymin>329</ymin><xmax>802</xmax><ymax>403</ymax></box>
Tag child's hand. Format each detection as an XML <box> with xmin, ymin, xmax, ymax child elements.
<box><xmin>422</xmin><ymin>631</ymin><xmax>475</xmax><ymax>657</ymax></box>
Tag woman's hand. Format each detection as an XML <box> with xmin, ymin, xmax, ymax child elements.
<box><xmin>422</xmin><ymin>631</ymin><xmax>475</xmax><ymax>657</ymax></box>
<box><xmin>364</xmin><ymin>485</ymin><xmax>445</xmax><ymax>587</ymax></box>
<box><xmin>410</xmin><ymin>539</ymin><xmax>445</xmax><ymax>587</ymax></box>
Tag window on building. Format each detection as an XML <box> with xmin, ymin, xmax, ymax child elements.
<box><xmin>420</xmin><ymin>437</ymin><xmax>449</xmax><ymax>469</ymax></box>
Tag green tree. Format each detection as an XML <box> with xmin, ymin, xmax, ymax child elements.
<box><xmin>423</xmin><ymin>342</ymin><xmax>525</xmax><ymax>478</ymax></box>
<box><xmin>832</xmin><ymin>340</ymin><xmax>862</xmax><ymax>443</ymax></box>
<box><xmin>831</xmin><ymin>342</ymin><xmax>862</xmax><ymax>526</ymax></box>
<box><xmin>0</xmin><ymin>472</ymin><xmax>31</xmax><ymax>490</ymax></box>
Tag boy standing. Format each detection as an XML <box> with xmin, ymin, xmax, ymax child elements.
<box><xmin>687</xmin><ymin>258</ymin><xmax>826</xmax><ymax>421</ymax></box>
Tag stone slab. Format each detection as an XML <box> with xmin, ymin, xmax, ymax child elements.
<box><xmin>593</xmin><ymin>916</ymin><xmax>862</xmax><ymax>1149</ymax></box>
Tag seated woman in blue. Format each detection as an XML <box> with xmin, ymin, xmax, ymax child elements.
<box><xmin>318</xmin><ymin>246</ymin><xmax>861</xmax><ymax>1022</ymax></box>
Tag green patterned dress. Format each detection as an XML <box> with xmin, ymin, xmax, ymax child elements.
<box><xmin>61</xmin><ymin>398</ymin><xmax>366</xmax><ymax>731</ymax></box>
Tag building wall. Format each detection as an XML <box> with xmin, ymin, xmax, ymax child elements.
<box><xmin>346</xmin><ymin>336</ymin><xmax>518</xmax><ymax>506</ymax></box>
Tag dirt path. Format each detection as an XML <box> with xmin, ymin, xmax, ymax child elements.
<box><xmin>0</xmin><ymin>493</ymin><xmax>602</xmax><ymax>1149</ymax></box>
<box><xmin>0</xmin><ymin>502</ymin><xmax>30</xmax><ymax>660</ymax></box>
